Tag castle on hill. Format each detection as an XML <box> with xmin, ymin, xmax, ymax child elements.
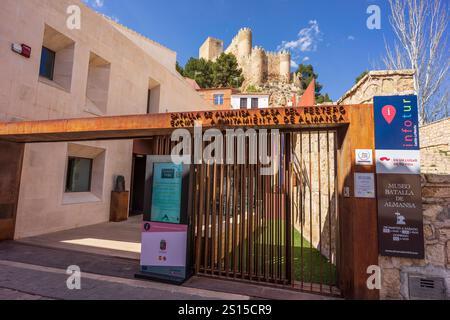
<box><xmin>199</xmin><ymin>28</ymin><xmax>292</xmax><ymax>88</ymax></box>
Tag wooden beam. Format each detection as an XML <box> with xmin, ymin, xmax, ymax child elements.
<box><xmin>0</xmin><ymin>105</ymin><xmax>355</xmax><ymax>143</ymax></box>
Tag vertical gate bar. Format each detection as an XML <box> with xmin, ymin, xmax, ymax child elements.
<box><xmin>291</xmin><ymin>133</ymin><xmax>295</xmax><ymax>286</ymax></box>
<box><xmin>263</xmin><ymin>149</ymin><xmax>268</xmax><ymax>281</ymax></box>
<box><xmin>255</xmin><ymin>161</ymin><xmax>261</xmax><ymax>281</ymax></box>
<box><xmin>204</xmin><ymin>162</ymin><xmax>211</xmax><ymax>273</ymax></box>
<box><xmin>165</xmin><ymin>136</ymin><xmax>169</xmax><ymax>155</ymax></box>
<box><xmin>326</xmin><ymin>130</ymin><xmax>332</xmax><ymax>293</ymax></box>
<box><xmin>318</xmin><ymin>130</ymin><xmax>323</xmax><ymax>293</ymax></box>
<box><xmin>195</xmin><ymin>164</ymin><xmax>204</xmax><ymax>274</ymax></box>
<box><xmin>247</xmin><ymin>164</ymin><xmax>255</xmax><ymax>280</ymax></box>
<box><xmin>232</xmin><ymin>162</ymin><xmax>239</xmax><ymax>278</ymax></box>
<box><xmin>285</xmin><ymin>132</ymin><xmax>292</xmax><ymax>285</ymax></box>
<box><xmin>191</xmin><ymin>164</ymin><xmax>198</xmax><ymax>274</ymax></box>
<box><xmin>299</xmin><ymin>131</ymin><xmax>304</xmax><ymax>289</ymax></box>
<box><xmin>211</xmin><ymin>161</ymin><xmax>217</xmax><ymax>274</ymax></box>
<box><xmin>333</xmin><ymin>130</ymin><xmax>339</xmax><ymax>294</ymax></box>
<box><xmin>240</xmin><ymin>161</ymin><xmax>245</xmax><ymax>278</ymax></box>
<box><xmin>236</xmin><ymin>164</ymin><xmax>245</xmax><ymax>277</ymax></box>
<box><xmin>225</xmin><ymin>163</ymin><xmax>231</xmax><ymax>277</ymax></box>
<box><xmin>277</xmin><ymin>134</ymin><xmax>281</xmax><ymax>283</ymax></box>
<box><xmin>269</xmin><ymin>136</ymin><xmax>275</xmax><ymax>279</ymax></box>
<box><xmin>309</xmin><ymin>131</ymin><xmax>313</xmax><ymax>291</ymax></box>
<box><xmin>218</xmin><ymin>162</ymin><xmax>224</xmax><ymax>276</ymax></box>
<box><xmin>279</xmin><ymin>133</ymin><xmax>283</xmax><ymax>282</ymax></box>
<box><xmin>274</xmin><ymin>133</ymin><xmax>278</xmax><ymax>283</ymax></box>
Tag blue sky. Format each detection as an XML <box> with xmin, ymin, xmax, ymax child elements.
<box><xmin>83</xmin><ymin>0</ymin><xmax>397</xmax><ymax>100</ymax></box>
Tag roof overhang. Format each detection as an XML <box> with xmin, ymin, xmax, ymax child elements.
<box><xmin>0</xmin><ymin>105</ymin><xmax>356</xmax><ymax>143</ymax></box>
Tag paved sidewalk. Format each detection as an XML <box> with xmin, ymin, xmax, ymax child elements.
<box><xmin>0</xmin><ymin>259</ymin><xmax>249</xmax><ymax>300</ymax></box>
<box><xmin>0</xmin><ymin>287</ymin><xmax>51</xmax><ymax>300</ymax></box>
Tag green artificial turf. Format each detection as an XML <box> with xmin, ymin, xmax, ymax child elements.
<box><xmin>224</xmin><ymin>219</ymin><xmax>337</xmax><ymax>285</ymax></box>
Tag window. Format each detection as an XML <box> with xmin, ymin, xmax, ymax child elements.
<box><xmin>147</xmin><ymin>79</ymin><xmax>161</xmax><ymax>114</ymax></box>
<box><xmin>86</xmin><ymin>52</ymin><xmax>111</xmax><ymax>114</ymax></box>
<box><xmin>251</xmin><ymin>98</ymin><xmax>258</xmax><ymax>109</ymax></box>
<box><xmin>65</xmin><ymin>157</ymin><xmax>93</xmax><ymax>193</ymax></box>
<box><xmin>39</xmin><ymin>47</ymin><xmax>55</xmax><ymax>80</ymax></box>
<box><xmin>40</xmin><ymin>25</ymin><xmax>75</xmax><ymax>91</ymax></box>
<box><xmin>240</xmin><ymin>98</ymin><xmax>248</xmax><ymax>109</ymax></box>
<box><xmin>214</xmin><ymin>94</ymin><xmax>224</xmax><ymax>105</ymax></box>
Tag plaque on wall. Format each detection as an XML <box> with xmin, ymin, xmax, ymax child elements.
<box><xmin>377</xmin><ymin>174</ymin><xmax>424</xmax><ymax>259</ymax></box>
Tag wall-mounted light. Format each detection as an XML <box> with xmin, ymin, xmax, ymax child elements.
<box><xmin>11</xmin><ymin>43</ymin><xmax>31</xmax><ymax>58</ymax></box>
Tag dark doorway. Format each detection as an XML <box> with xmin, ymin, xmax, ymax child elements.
<box><xmin>130</xmin><ymin>155</ymin><xmax>146</xmax><ymax>216</ymax></box>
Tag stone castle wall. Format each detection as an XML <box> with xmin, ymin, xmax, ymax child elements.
<box><xmin>200</xmin><ymin>28</ymin><xmax>291</xmax><ymax>87</ymax></box>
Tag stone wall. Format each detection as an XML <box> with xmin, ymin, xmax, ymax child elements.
<box><xmin>419</xmin><ymin>118</ymin><xmax>450</xmax><ymax>174</ymax></box>
<box><xmin>201</xmin><ymin>28</ymin><xmax>291</xmax><ymax>87</ymax></box>
<box><xmin>379</xmin><ymin>174</ymin><xmax>450</xmax><ymax>299</ymax></box>
<box><xmin>338</xmin><ymin>70</ymin><xmax>415</xmax><ymax>105</ymax></box>
<box><xmin>293</xmin><ymin>132</ymin><xmax>337</xmax><ymax>263</ymax></box>
<box><xmin>199</xmin><ymin>37</ymin><xmax>224</xmax><ymax>62</ymax></box>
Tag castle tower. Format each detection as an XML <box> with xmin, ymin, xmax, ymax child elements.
<box><xmin>199</xmin><ymin>37</ymin><xmax>224</xmax><ymax>61</ymax></box>
<box><xmin>237</xmin><ymin>28</ymin><xmax>252</xmax><ymax>58</ymax></box>
<box><xmin>251</xmin><ymin>46</ymin><xmax>266</xmax><ymax>85</ymax></box>
<box><xmin>279</xmin><ymin>50</ymin><xmax>291</xmax><ymax>82</ymax></box>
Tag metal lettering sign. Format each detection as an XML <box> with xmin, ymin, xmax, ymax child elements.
<box><xmin>374</xmin><ymin>95</ymin><xmax>419</xmax><ymax>150</ymax></box>
<box><xmin>377</xmin><ymin>174</ymin><xmax>424</xmax><ymax>259</ymax></box>
<box><xmin>374</xmin><ymin>95</ymin><xmax>424</xmax><ymax>259</ymax></box>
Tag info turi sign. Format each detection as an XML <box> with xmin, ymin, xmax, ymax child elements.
<box><xmin>374</xmin><ymin>95</ymin><xmax>424</xmax><ymax>259</ymax></box>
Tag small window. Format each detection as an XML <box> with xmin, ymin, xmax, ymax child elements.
<box><xmin>65</xmin><ymin>157</ymin><xmax>93</xmax><ymax>193</ymax></box>
<box><xmin>240</xmin><ymin>98</ymin><xmax>247</xmax><ymax>109</ymax></box>
<box><xmin>251</xmin><ymin>98</ymin><xmax>258</xmax><ymax>109</ymax></box>
<box><xmin>214</xmin><ymin>94</ymin><xmax>224</xmax><ymax>105</ymax></box>
<box><xmin>39</xmin><ymin>47</ymin><xmax>56</xmax><ymax>80</ymax></box>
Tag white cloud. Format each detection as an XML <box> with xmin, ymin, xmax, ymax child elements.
<box><xmin>347</xmin><ymin>35</ymin><xmax>356</xmax><ymax>41</ymax></box>
<box><xmin>83</xmin><ymin>0</ymin><xmax>104</xmax><ymax>8</ymax></box>
<box><xmin>302</xmin><ymin>56</ymin><xmax>310</xmax><ymax>62</ymax></box>
<box><xmin>278</xmin><ymin>20</ymin><xmax>322</xmax><ymax>54</ymax></box>
<box><xmin>290</xmin><ymin>60</ymin><xmax>299</xmax><ymax>69</ymax></box>
<box><xmin>93</xmin><ymin>0</ymin><xmax>104</xmax><ymax>8</ymax></box>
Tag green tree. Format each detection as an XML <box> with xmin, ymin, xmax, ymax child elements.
<box><xmin>183</xmin><ymin>58</ymin><xmax>214</xmax><ymax>88</ymax></box>
<box><xmin>316</xmin><ymin>93</ymin><xmax>332</xmax><ymax>104</ymax></box>
<box><xmin>295</xmin><ymin>64</ymin><xmax>331</xmax><ymax>103</ymax></box>
<box><xmin>355</xmin><ymin>71</ymin><xmax>368</xmax><ymax>84</ymax></box>
<box><xmin>176</xmin><ymin>61</ymin><xmax>184</xmax><ymax>76</ymax></box>
<box><xmin>212</xmin><ymin>53</ymin><xmax>244</xmax><ymax>88</ymax></box>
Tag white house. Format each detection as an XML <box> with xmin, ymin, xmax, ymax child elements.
<box><xmin>231</xmin><ymin>93</ymin><xmax>270</xmax><ymax>109</ymax></box>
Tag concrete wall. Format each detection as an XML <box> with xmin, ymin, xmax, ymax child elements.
<box><xmin>0</xmin><ymin>0</ymin><xmax>208</xmax><ymax>238</ymax></box>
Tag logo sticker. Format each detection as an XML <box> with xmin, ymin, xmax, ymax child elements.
<box><xmin>381</xmin><ymin>105</ymin><xmax>396</xmax><ymax>124</ymax></box>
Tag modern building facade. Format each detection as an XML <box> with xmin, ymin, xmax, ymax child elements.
<box><xmin>0</xmin><ymin>0</ymin><xmax>208</xmax><ymax>239</ymax></box>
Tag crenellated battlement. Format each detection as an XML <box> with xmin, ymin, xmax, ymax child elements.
<box><xmin>200</xmin><ymin>27</ymin><xmax>292</xmax><ymax>86</ymax></box>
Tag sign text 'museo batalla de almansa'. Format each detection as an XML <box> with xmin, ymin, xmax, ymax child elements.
<box><xmin>374</xmin><ymin>95</ymin><xmax>424</xmax><ymax>259</ymax></box>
